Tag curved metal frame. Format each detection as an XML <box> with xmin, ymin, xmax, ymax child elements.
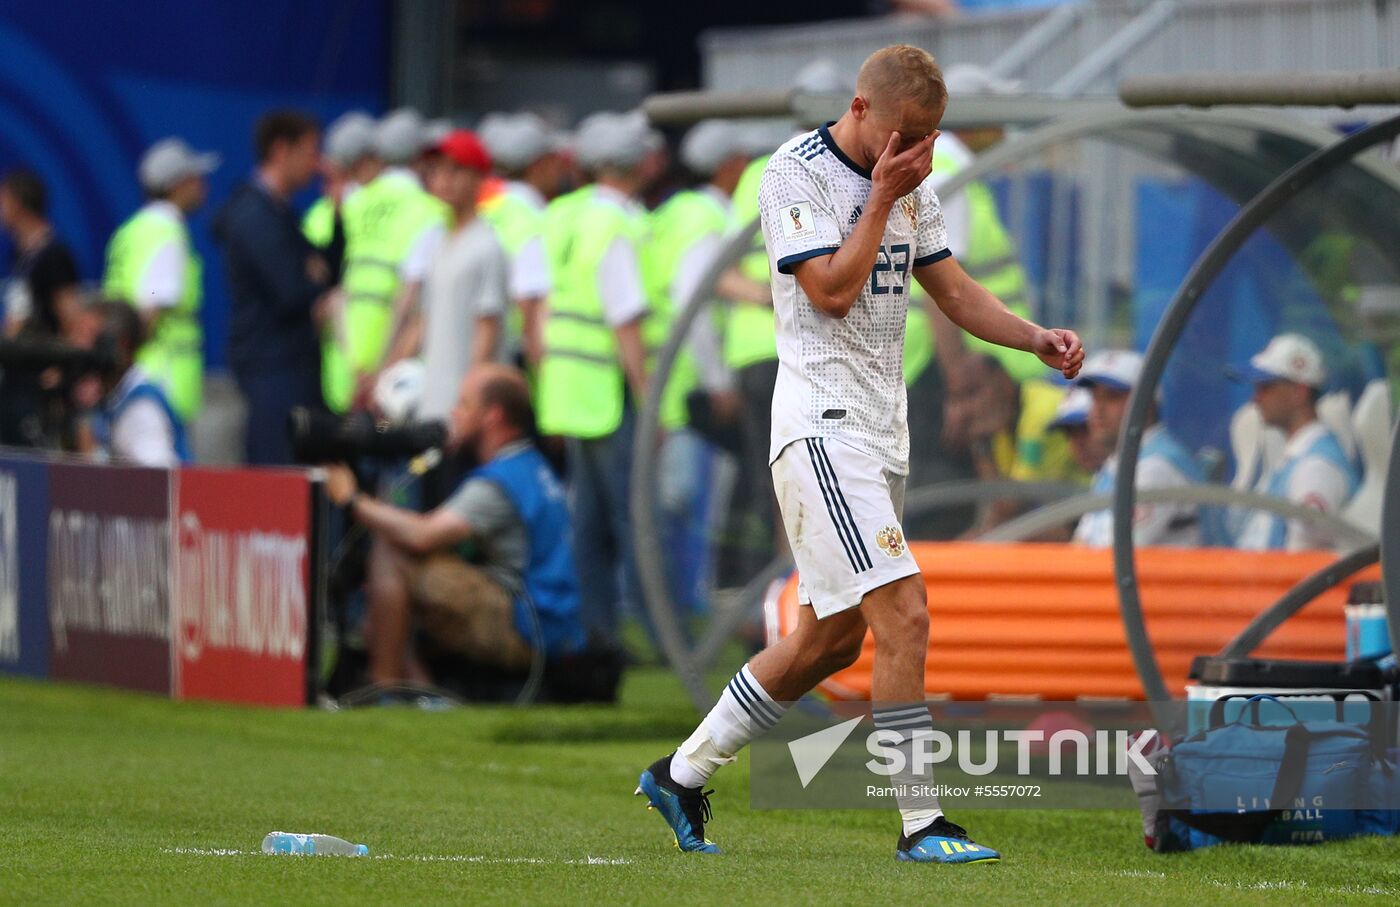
<box><xmin>632</xmin><ymin>220</ymin><xmax>762</xmax><ymax>710</ymax></box>
<box><xmin>1111</xmin><ymin>114</ymin><xmax>1400</xmax><ymax>714</ymax></box>
<box><xmin>1381</xmin><ymin>420</ymin><xmax>1400</xmax><ymax>660</ymax></box>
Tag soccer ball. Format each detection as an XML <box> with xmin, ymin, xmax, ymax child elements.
<box><xmin>373</xmin><ymin>359</ymin><xmax>426</xmax><ymax>425</ymax></box>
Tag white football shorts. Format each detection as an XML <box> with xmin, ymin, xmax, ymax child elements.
<box><xmin>771</xmin><ymin>436</ymin><xmax>920</xmax><ymax>619</ymax></box>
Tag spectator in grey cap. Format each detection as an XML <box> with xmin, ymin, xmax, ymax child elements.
<box><xmin>101</xmin><ymin>136</ymin><xmax>220</xmax><ymax>425</ymax></box>
<box><xmin>478</xmin><ymin>111</ymin><xmax>567</xmax><ymax>367</ymax></box>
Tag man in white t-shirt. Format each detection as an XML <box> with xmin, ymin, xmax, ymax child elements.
<box><xmin>340</xmin><ymin>109</ymin><xmax>448</xmax><ymax>407</ymax></box>
<box><xmin>636</xmin><ymin>44</ymin><xmax>1083</xmax><ymax>865</ymax></box>
<box><xmin>417</xmin><ymin>130</ymin><xmax>510</xmax><ymax>424</ymax></box>
<box><xmin>1235</xmin><ymin>333</ymin><xmax>1359</xmax><ymax>551</ymax></box>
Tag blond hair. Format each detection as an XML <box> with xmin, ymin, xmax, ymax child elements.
<box><xmin>856</xmin><ymin>44</ymin><xmax>947</xmax><ymax>112</ymax></box>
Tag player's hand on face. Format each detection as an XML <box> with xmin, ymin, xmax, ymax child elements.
<box><xmin>1031</xmin><ymin>328</ymin><xmax>1085</xmax><ymax>379</ymax></box>
<box><xmin>871</xmin><ymin>131</ymin><xmax>936</xmax><ymax>205</ymax></box>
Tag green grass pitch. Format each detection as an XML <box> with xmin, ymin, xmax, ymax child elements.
<box><xmin>2</xmin><ymin>672</ymin><xmax>1398</xmax><ymax>905</ymax></box>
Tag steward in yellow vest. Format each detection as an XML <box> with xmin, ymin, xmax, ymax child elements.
<box><xmin>479</xmin><ymin>112</ymin><xmax>565</xmax><ymax>370</ymax></box>
<box><xmin>538</xmin><ymin>109</ymin><xmax>658</xmax><ymax>647</ymax></box>
<box><xmin>102</xmin><ymin>137</ymin><xmax>220</xmax><ymax>425</ymax></box>
<box><xmin>643</xmin><ymin>119</ymin><xmax>752</xmax><ymax>432</ymax></box>
<box><xmin>330</xmin><ymin>108</ymin><xmax>448</xmax><ymax>411</ymax></box>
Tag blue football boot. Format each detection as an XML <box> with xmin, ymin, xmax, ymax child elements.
<box><xmin>635</xmin><ymin>754</ymin><xmax>722</xmax><ymax>854</ymax></box>
<box><xmin>897</xmin><ymin>817</ymin><xmax>1001</xmax><ymax>864</ymax></box>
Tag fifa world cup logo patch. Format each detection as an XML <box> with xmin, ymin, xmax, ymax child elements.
<box><xmin>899</xmin><ymin>196</ymin><xmax>917</xmax><ymax>230</ymax></box>
<box><xmin>875</xmin><ymin>525</ymin><xmax>906</xmax><ymax>558</ymax></box>
<box><xmin>779</xmin><ymin>200</ymin><xmax>817</xmax><ymax>240</ymax></box>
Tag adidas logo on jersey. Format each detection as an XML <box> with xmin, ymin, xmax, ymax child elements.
<box><xmin>848</xmin><ymin>205</ymin><xmax>862</xmax><ymax>225</ymax></box>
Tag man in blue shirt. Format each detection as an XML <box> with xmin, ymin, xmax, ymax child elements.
<box><xmin>325</xmin><ymin>364</ymin><xmax>584</xmax><ymax>684</ymax></box>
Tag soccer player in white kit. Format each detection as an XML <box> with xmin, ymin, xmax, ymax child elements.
<box><xmin>637</xmin><ymin>44</ymin><xmax>1084</xmax><ymax>863</ymax></box>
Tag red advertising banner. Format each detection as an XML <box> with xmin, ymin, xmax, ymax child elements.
<box><xmin>47</xmin><ymin>464</ymin><xmax>172</xmax><ymax>695</ymax></box>
<box><xmin>173</xmin><ymin>468</ymin><xmax>311</xmax><ymax>706</ymax></box>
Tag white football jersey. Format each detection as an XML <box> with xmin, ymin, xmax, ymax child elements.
<box><xmin>759</xmin><ymin>124</ymin><xmax>950</xmax><ymax>475</ymax></box>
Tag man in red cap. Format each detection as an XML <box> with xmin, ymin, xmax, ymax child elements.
<box><xmin>408</xmin><ymin>129</ymin><xmax>511</xmax><ymax>428</ymax></box>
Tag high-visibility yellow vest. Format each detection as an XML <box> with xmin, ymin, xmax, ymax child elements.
<box><xmin>102</xmin><ymin>207</ymin><xmax>203</xmax><ymax>422</ymax></box>
<box><xmin>302</xmin><ymin>195</ymin><xmax>335</xmax><ymax>249</ymax></box>
<box><xmin>644</xmin><ymin>188</ymin><xmax>729</xmax><ymax>429</ymax></box>
<box><xmin>301</xmin><ymin>195</ymin><xmax>344</xmax><ymax>408</ymax></box>
<box><xmin>328</xmin><ymin>171</ymin><xmax>448</xmax><ymax>411</ymax></box>
<box><xmin>909</xmin><ymin>150</ymin><xmax>1040</xmax><ymax>384</ymax></box>
<box><xmin>722</xmin><ymin>154</ymin><xmax>778</xmax><ymax>371</ymax></box>
<box><xmin>536</xmin><ymin>187</ymin><xmax>645</xmax><ymax>439</ymax></box>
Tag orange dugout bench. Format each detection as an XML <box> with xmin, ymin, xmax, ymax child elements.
<box><xmin>765</xmin><ymin>542</ymin><xmax>1375</xmax><ymax>701</ymax></box>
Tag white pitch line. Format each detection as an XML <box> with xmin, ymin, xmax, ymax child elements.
<box><xmin>374</xmin><ymin>854</ymin><xmax>632</xmax><ymax>866</ymax></box>
<box><xmin>162</xmin><ymin>847</ymin><xmax>630</xmax><ymax>866</ymax></box>
<box><xmin>163</xmin><ymin>848</ymin><xmax>254</xmax><ymax>857</ymax></box>
<box><xmin>1108</xmin><ymin>869</ymin><xmax>1165</xmax><ymax>879</ymax></box>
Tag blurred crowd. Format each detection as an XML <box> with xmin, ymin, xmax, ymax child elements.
<box><xmin>0</xmin><ymin>85</ymin><xmax>1373</xmax><ymax>696</ymax></box>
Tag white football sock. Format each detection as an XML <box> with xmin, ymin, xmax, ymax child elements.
<box><xmin>670</xmin><ymin>665</ymin><xmax>787</xmax><ymax>789</ymax></box>
<box><xmin>873</xmin><ymin>705</ymin><xmax>945</xmax><ymax>837</ymax></box>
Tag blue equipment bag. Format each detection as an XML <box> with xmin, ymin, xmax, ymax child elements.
<box><xmin>1154</xmin><ymin>695</ymin><xmax>1400</xmax><ymax>852</ymax></box>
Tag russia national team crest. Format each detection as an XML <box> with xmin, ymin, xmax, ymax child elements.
<box><xmin>875</xmin><ymin>525</ymin><xmax>906</xmax><ymax>558</ymax></box>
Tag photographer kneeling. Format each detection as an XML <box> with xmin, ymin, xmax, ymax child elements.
<box><xmin>325</xmin><ymin>363</ymin><xmax>584</xmax><ymax>686</ymax></box>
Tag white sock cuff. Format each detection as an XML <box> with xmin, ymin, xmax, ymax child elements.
<box><xmin>726</xmin><ymin>666</ymin><xmax>785</xmax><ymax>732</ymax></box>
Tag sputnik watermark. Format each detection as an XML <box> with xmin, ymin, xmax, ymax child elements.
<box><xmin>752</xmin><ymin>701</ymin><xmax>1178</xmax><ymax>810</ymax></box>
<box><xmin>862</xmin><ymin>728</ymin><xmax>1160</xmax><ymax>778</ymax></box>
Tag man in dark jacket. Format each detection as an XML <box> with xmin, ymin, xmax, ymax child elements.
<box><xmin>214</xmin><ymin>109</ymin><xmax>329</xmax><ymax>465</ymax></box>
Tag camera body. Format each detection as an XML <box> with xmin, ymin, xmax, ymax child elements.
<box><xmin>286</xmin><ymin>406</ymin><xmax>447</xmax><ymax>465</ymax></box>
<box><xmin>0</xmin><ymin>333</ymin><xmax>117</xmax><ymax>380</ymax></box>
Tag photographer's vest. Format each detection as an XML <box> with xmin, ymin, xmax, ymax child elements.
<box><xmin>95</xmin><ymin>373</ymin><xmax>190</xmax><ymax>464</ymax></box>
<box><xmin>644</xmin><ymin>189</ymin><xmax>728</xmax><ymax>429</ymax></box>
<box><xmin>537</xmin><ymin>186</ymin><xmax>644</xmax><ymax>439</ymax></box>
<box><xmin>470</xmin><ymin>444</ymin><xmax>584</xmax><ymax>656</ymax></box>
<box><xmin>480</xmin><ymin>183</ymin><xmax>546</xmax><ymax>350</ymax></box>
<box><xmin>329</xmin><ymin>171</ymin><xmax>448</xmax><ymax>412</ymax></box>
<box><xmin>101</xmin><ymin>207</ymin><xmax>204</xmax><ymax>422</ymax></box>
<box><xmin>722</xmin><ymin>154</ymin><xmax>778</xmax><ymax>373</ymax></box>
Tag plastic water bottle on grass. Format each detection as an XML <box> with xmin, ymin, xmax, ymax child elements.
<box><xmin>262</xmin><ymin>832</ymin><xmax>368</xmax><ymax>856</ymax></box>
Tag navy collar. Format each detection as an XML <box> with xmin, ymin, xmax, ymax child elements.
<box><xmin>818</xmin><ymin>121</ymin><xmax>871</xmax><ymax>180</ymax></box>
